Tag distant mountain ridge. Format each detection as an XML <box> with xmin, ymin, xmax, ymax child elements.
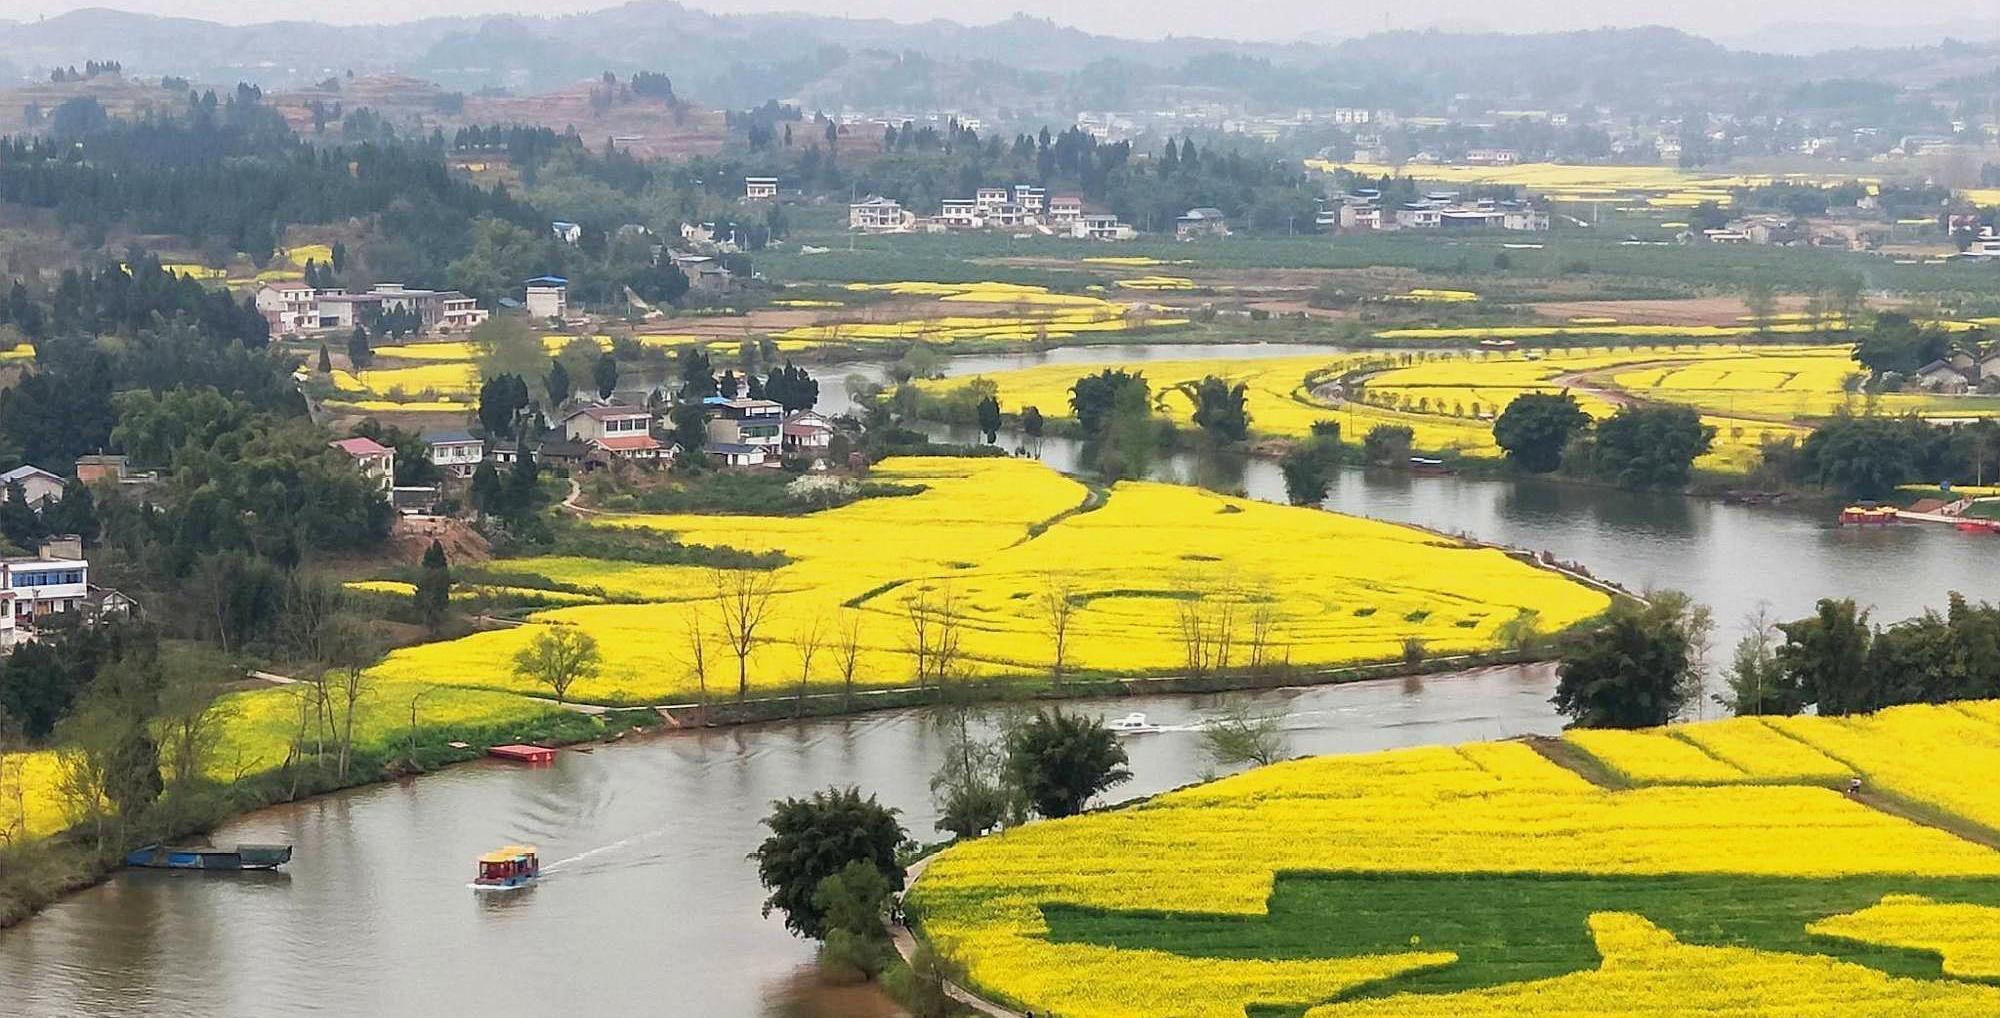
<box><xmin>0</xmin><ymin>4</ymin><xmax>1991</xmax><ymax>116</ymax></box>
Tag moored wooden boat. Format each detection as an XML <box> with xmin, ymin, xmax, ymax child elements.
<box><xmin>126</xmin><ymin>843</ymin><xmax>292</xmax><ymax>870</ymax></box>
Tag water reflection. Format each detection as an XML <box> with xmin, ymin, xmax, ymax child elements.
<box><xmin>2</xmin><ymin>666</ymin><xmax>1562</xmax><ymax>1018</ymax></box>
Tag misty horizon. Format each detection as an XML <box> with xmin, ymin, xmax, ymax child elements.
<box><xmin>5</xmin><ymin>0</ymin><xmax>1999</xmax><ymax>48</ymax></box>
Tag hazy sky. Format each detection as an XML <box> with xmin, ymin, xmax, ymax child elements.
<box><xmin>5</xmin><ymin>0</ymin><xmax>1997</xmax><ymax>42</ymax></box>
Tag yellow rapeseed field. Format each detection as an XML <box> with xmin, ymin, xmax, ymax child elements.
<box><xmin>369</xmin><ymin>457</ymin><xmax>1608</xmax><ymax>703</ymax></box>
<box><xmin>914</xmin><ymin>725</ymin><xmax>2000</xmax><ymax>1018</ymax></box>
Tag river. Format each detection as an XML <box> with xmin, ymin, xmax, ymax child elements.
<box><xmin>0</xmin><ymin>665</ymin><xmax>1560</xmax><ymax>1018</ymax></box>
<box><xmin>7</xmin><ymin>339</ymin><xmax>1998</xmax><ymax>1015</ymax></box>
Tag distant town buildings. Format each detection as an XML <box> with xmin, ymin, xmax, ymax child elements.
<box><xmin>255</xmin><ymin>282</ymin><xmax>489</xmax><ymax>338</ymax></box>
<box><xmin>855</xmin><ymin>184</ymin><xmax>1135</xmax><ymax>239</ymax></box>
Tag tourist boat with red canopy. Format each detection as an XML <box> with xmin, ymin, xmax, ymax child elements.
<box><xmin>473</xmin><ymin>845</ymin><xmax>541</xmax><ymax>890</ymax></box>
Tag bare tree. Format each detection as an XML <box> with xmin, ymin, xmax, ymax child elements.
<box><xmin>404</xmin><ymin>685</ymin><xmax>438</xmax><ymax>767</ymax></box>
<box><xmin>1038</xmin><ymin>572</ymin><xmax>1079</xmax><ymax>685</ymax></box>
<box><xmin>1174</xmin><ymin>573</ymin><xmax>1212</xmax><ymax>676</ymax></box>
<box><xmin>157</xmin><ymin>652</ymin><xmax>238</xmax><ymax>800</ymax></box>
<box><xmin>1210</xmin><ymin>578</ymin><xmax>1240</xmax><ymax>673</ymax></box>
<box><xmin>681</xmin><ymin>606</ymin><xmax>713</xmax><ymax>707</ymax></box>
<box><xmin>1246</xmin><ymin>600</ymin><xmax>1280</xmax><ymax>672</ymax></box>
<box><xmin>1200</xmin><ymin>697</ymin><xmax>1290</xmax><ymax>770</ymax></box>
<box><xmin>793</xmin><ymin>615</ymin><xmax>825</xmax><ymax>717</ymax></box>
<box><xmin>834</xmin><ymin>609</ymin><xmax>865</xmax><ymax>709</ymax></box>
<box><xmin>326</xmin><ymin>619</ymin><xmax>379</xmax><ymax>781</ymax></box>
<box><xmin>930</xmin><ymin>583</ymin><xmax>965</xmax><ymax>684</ymax></box>
<box><xmin>904</xmin><ymin>585</ymin><xmax>935</xmax><ymax>687</ymax></box>
<box><xmin>513</xmin><ymin>626</ymin><xmax>602</xmax><ymax>708</ymax></box>
<box><xmin>713</xmin><ymin>569</ymin><xmax>778</xmax><ymax>698</ymax></box>
<box><xmin>279</xmin><ymin>572</ymin><xmax>347</xmax><ymax>665</ymax></box>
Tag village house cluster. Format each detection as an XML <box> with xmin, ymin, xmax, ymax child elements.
<box><xmin>848</xmin><ymin>183</ymin><xmax>1137</xmax><ymax>240</ymax></box>
<box><xmin>0</xmin><ymin>465</ymin><xmax>140</xmax><ymax>651</ymax></box>
<box><xmin>254</xmin><ymin>281</ymin><xmax>491</xmax><ymax>339</ymax></box>
<box><xmin>327</xmin><ymin>391</ymin><xmax>838</xmax><ymax>511</ymax></box>
<box><xmin>1318</xmin><ymin>188</ymin><xmax>1551</xmax><ymax>232</ymax></box>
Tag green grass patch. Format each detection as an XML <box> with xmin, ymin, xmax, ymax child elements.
<box><xmin>1043</xmin><ymin>870</ymin><xmax>2000</xmax><ymax>1015</ymax></box>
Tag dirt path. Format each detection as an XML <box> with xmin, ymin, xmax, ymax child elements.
<box><xmin>890</xmin><ymin>854</ymin><xmax>1025</xmax><ymax>1018</ymax></box>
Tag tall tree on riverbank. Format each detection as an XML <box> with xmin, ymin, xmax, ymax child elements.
<box><xmin>512</xmin><ymin>626</ymin><xmax>599</xmax><ymax>707</ymax></box>
<box><xmin>1189</xmin><ymin>375</ymin><xmax>1251</xmax><ymax>443</ymax></box>
<box><xmin>1775</xmin><ymin>598</ymin><xmax>1874</xmax><ymax>716</ymax></box>
<box><xmin>416</xmin><ymin>539</ymin><xmax>451</xmax><ymax>635</ymax></box>
<box><xmin>753</xmin><ymin>786</ymin><xmax>907</xmax><ymax>940</ymax></box>
<box><xmin>1494</xmin><ymin>394</ymin><xmax>1590</xmax><ymax>474</ymax></box>
<box><xmin>714</xmin><ymin>568</ymin><xmax>777</xmax><ymax>698</ymax></box>
<box><xmin>1004</xmin><ymin>709</ymin><xmax>1131</xmax><ymax>818</ymax></box>
<box><xmin>1552</xmin><ymin>594</ymin><xmax>1709</xmax><ymax>729</ymax></box>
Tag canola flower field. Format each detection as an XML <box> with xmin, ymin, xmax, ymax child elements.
<box><xmin>941</xmin><ymin>342</ymin><xmax>2000</xmax><ymax>476</ymax></box>
<box><xmin>770</xmin><ymin>282</ymin><xmax>1187</xmax><ymax>345</ymax></box>
<box><xmin>0</xmin><ymin>678</ymin><xmax>567</xmax><ymax>840</ymax></box>
<box><xmin>912</xmin><ymin>702</ymin><xmax>2000</xmax><ymax>1018</ymax></box>
<box><xmin>369</xmin><ymin>457</ymin><xmax>1609</xmax><ymax>704</ymax></box>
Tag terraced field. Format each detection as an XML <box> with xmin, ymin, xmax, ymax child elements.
<box><xmin>913</xmin><ymin>702</ymin><xmax>2000</xmax><ymax>1018</ymax></box>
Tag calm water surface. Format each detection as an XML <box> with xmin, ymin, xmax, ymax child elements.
<box><xmin>0</xmin><ymin>666</ymin><xmax>1559</xmax><ymax>1018</ymax></box>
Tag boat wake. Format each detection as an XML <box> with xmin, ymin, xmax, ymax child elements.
<box><xmin>540</xmin><ymin>826</ymin><xmax>671</xmax><ymax>873</ymax></box>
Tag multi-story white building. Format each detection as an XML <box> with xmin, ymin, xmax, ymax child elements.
<box><xmin>744</xmin><ymin>176</ymin><xmax>779</xmax><ymax>200</ymax></box>
<box><xmin>329</xmin><ymin>437</ymin><xmax>396</xmax><ymax>496</ymax></box>
<box><xmin>3</xmin><ymin>535</ymin><xmax>89</xmax><ymax>642</ymax></box>
<box><xmin>849</xmin><ymin>196</ymin><xmax>909</xmax><ymax>232</ymax></box>
<box><xmin>526</xmin><ymin>276</ymin><xmax>569</xmax><ymax>319</ymax></box>
<box><xmin>974</xmin><ymin>187</ymin><xmax>1010</xmax><ymax>212</ymax></box>
<box><xmin>561</xmin><ymin>405</ymin><xmax>664</xmax><ymax>462</ymax></box>
<box><xmin>938</xmin><ymin>199</ymin><xmax>983</xmax><ymax>228</ymax></box>
<box><xmin>255</xmin><ymin>283</ymin><xmax>319</xmax><ymax>335</ymax></box>
<box><xmin>704</xmin><ymin>398</ymin><xmax>784</xmax><ymax>466</ymax></box>
<box><xmin>423</xmin><ymin>430</ymin><xmax>485</xmax><ymax>478</ymax></box>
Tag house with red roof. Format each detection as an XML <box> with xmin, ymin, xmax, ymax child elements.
<box><xmin>328</xmin><ymin>436</ymin><xmax>396</xmax><ymax>495</ymax></box>
<box><xmin>559</xmin><ymin>404</ymin><xmax>665</xmax><ymax>464</ymax></box>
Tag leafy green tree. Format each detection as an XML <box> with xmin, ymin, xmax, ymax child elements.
<box><xmin>1794</xmin><ymin>416</ymin><xmax>1923</xmax><ymax>498</ymax></box>
<box><xmin>469</xmin><ymin>460</ymin><xmax>503</xmax><ymax>515</ymax></box>
<box><xmin>1096</xmin><ymin>380</ymin><xmax>1156</xmax><ymax>482</ymax></box>
<box><xmin>1189</xmin><ymin>375</ymin><xmax>1251</xmax><ymax>442</ymax></box>
<box><xmin>1551</xmin><ymin>596</ymin><xmax>1705</xmax><ymax>729</ymax></box>
<box><xmin>347</xmin><ymin>325</ymin><xmax>371</xmax><ymax>369</ymax></box>
<box><xmin>594</xmin><ymin>352</ymin><xmax>619</xmax><ymax>400</ymax></box>
<box><xmin>1775</xmin><ymin>598</ymin><xmax>1874</xmax><ymax>716</ymax></box>
<box><xmin>1020</xmin><ymin>405</ymin><xmax>1044</xmax><ymax>448</ymax></box>
<box><xmin>671</xmin><ymin>402</ymin><xmax>709</xmax><ymax>459</ymax></box>
<box><xmin>1069</xmin><ymin>369</ymin><xmax>1147</xmax><ymax>437</ymax></box>
<box><xmin>1279</xmin><ymin>428</ymin><xmax>1344</xmax><ymax>506</ymax></box>
<box><xmin>1743</xmin><ymin>277</ymin><xmax>1776</xmax><ymax>331</ymax></box>
<box><xmin>752</xmin><ymin>786</ymin><xmax>907</xmax><ymax>940</ymax></box>
<box><xmin>1004</xmin><ymin>709</ymin><xmax>1132</xmax><ymax>818</ymax></box>
<box><xmin>1362</xmin><ymin>424</ymin><xmax>1413</xmax><ymax>466</ymax></box>
<box><xmin>813</xmin><ymin>859</ymin><xmax>894</xmax><ymax>981</ymax></box>
<box><xmin>1715</xmin><ymin>610</ymin><xmax>1802</xmax><ymax>716</ymax></box>
<box><xmin>1851</xmin><ymin>313</ymin><xmax>1948</xmax><ymax>378</ymax></box>
<box><xmin>1493</xmin><ymin>394</ymin><xmax>1590</xmax><ymax>474</ymax></box>
<box><xmin>471</xmin><ymin>314</ymin><xmax>545</xmax><ymax>383</ymax></box>
<box><xmin>0</xmin><ymin>480</ymin><xmax>44</xmax><ymax>549</ymax></box>
<box><xmin>1587</xmin><ymin>405</ymin><xmax>1715</xmax><ymax>488</ymax></box>
<box><xmin>477</xmin><ymin>374</ymin><xmax>531</xmax><ymax>439</ymax></box>
<box><xmin>511</xmin><ymin>626</ymin><xmax>598</xmax><ymax>706</ymax></box>
<box><xmin>416</xmin><ymin>539</ymin><xmax>451</xmax><ymax>634</ymax></box>
<box><xmin>544</xmin><ymin>357</ymin><xmax>571</xmax><ymax>406</ymax></box>
<box><xmin>677</xmin><ymin>347</ymin><xmax>717</xmax><ymax>400</ymax></box>
<box><xmin>975</xmin><ymin>394</ymin><xmax>1002</xmax><ymax>444</ymax></box>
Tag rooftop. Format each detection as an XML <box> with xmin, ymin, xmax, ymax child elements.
<box><xmin>422</xmin><ymin>430</ymin><xmax>480</xmax><ymax>446</ymax></box>
<box><xmin>329</xmin><ymin>437</ymin><xmax>391</xmax><ymax>457</ymax></box>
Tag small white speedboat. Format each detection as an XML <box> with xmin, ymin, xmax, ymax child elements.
<box><xmin>1106</xmin><ymin>712</ymin><xmax>1161</xmax><ymax>734</ymax></box>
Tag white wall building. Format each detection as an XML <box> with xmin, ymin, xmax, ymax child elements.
<box><xmin>526</xmin><ymin>277</ymin><xmax>569</xmax><ymax>319</ymax></box>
